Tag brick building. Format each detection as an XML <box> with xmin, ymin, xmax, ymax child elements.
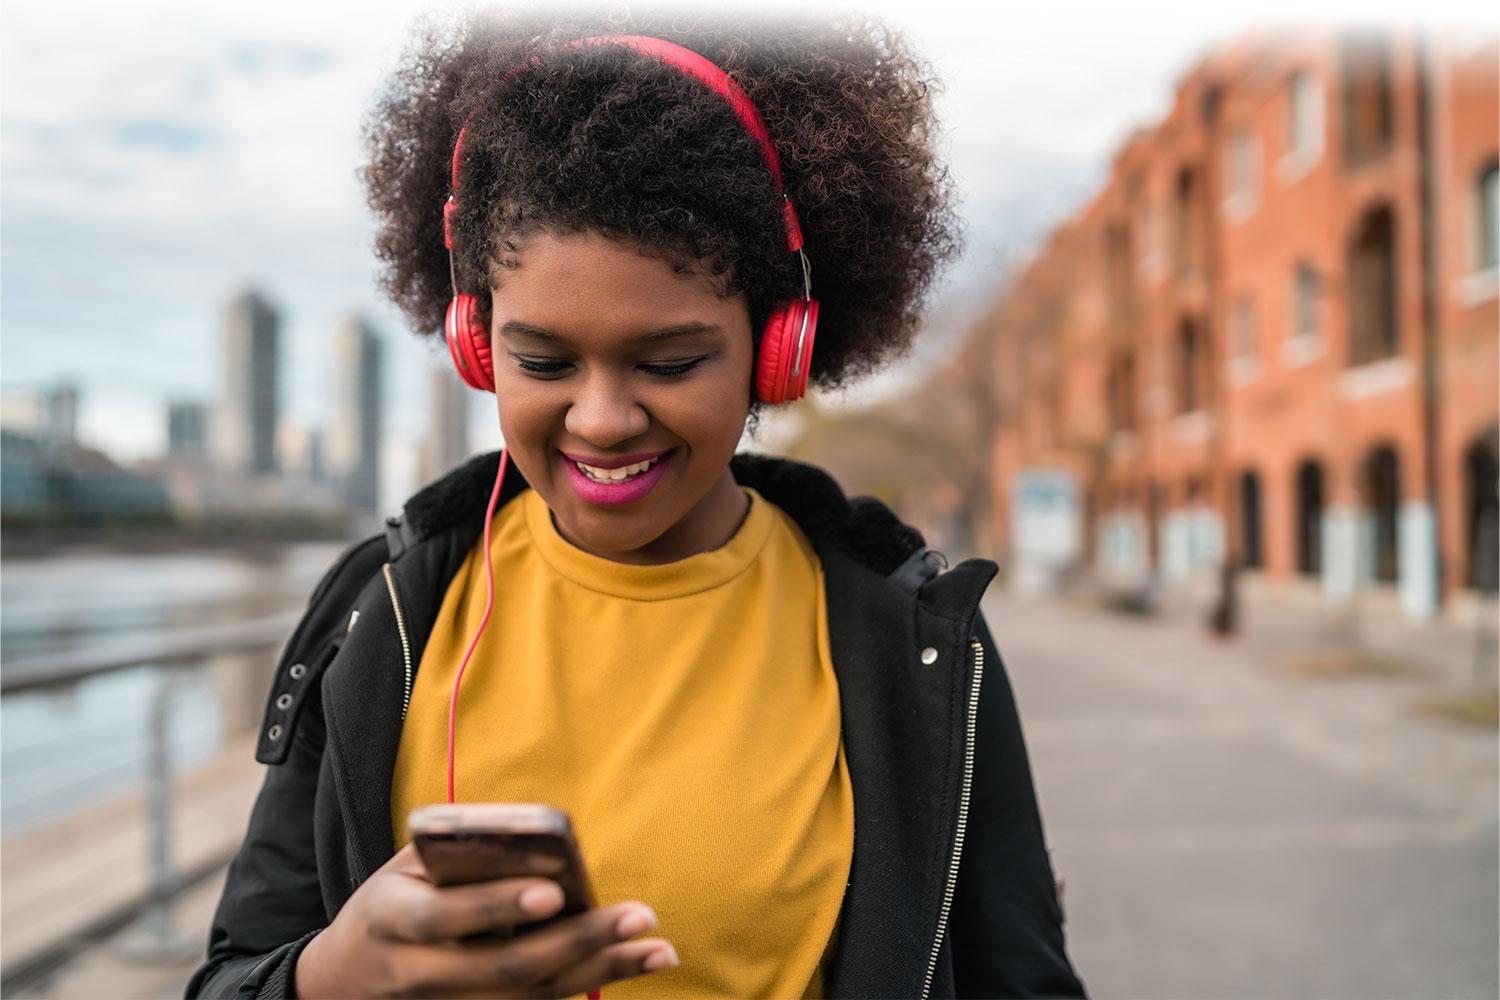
<box><xmin>985</xmin><ymin>28</ymin><xmax>1498</xmax><ymax>619</ymax></box>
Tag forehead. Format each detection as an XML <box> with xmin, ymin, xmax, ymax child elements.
<box><xmin>491</xmin><ymin>230</ymin><xmax>746</xmax><ymax>342</ymax></box>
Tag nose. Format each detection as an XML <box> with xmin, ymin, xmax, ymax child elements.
<box><xmin>563</xmin><ymin>371</ymin><xmax>650</xmax><ymax>449</ymax></box>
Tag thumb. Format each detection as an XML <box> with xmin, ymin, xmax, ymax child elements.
<box><xmin>384</xmin><ymin>841</ymin><xmax>430</xmax><ymax>881</ymax></box>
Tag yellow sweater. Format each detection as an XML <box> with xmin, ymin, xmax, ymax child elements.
<box><xmin>390</xmin><ymin>486</ymin><xmax>853</xmax><ymax>998</ymax></box>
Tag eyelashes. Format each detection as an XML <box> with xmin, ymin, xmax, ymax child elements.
<box><xmin>511</xmin><ymin>357</ymin><xmax>707</xmax><ymax>379</ymax></box>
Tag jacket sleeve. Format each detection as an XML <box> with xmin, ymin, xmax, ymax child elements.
<box><xmin>949</xmin><ymin>612</ymin><xmax>1087</xmax><ymax>998</ymax></box>
<box><xmin>184</xmin><ymin>687</ymin><xmax>328</xmax><ymax>999</ymax></box>
<box><xmin>186</xmin><ymin>535</ymin><xmax>387</xmax><ymax>999</ymax></box>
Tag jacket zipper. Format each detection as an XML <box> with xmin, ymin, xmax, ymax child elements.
<box><xmin>382</xmin><ymin>563</ymin><xmax>414</xmax><ymax>720</ymax></box>
<box><xmin>920</xmin><ymin>637</ymin><xmax>985</xmax><ymax>999</ymax></box>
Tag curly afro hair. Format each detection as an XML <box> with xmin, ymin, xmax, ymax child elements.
<box><xmin>361</xmin><ymin>8</ymin><xmax>960</xmax><ymax>393</ymax></box>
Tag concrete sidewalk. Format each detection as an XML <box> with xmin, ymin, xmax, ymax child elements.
<box><xmin>989</xmin><ymin>591</ymin><xmax>1498</xmax><ymax>999</ymax></box>
<box><xmin>4</xmin><ymin>737</ymin><xmax>264</xmax><ymax>999</ymax></box>
<box><xmin>1152</xmin><ymin>573</ymin><xmax>1499</xmax><ymax>690</ymax></box>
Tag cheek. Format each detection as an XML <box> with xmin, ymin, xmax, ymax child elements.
<box><xmin>491</xmin><ymin>380</ymin><xmax>561</xmax><ymax>463</ymax></box>
<box><xmin>662</xmin><ymin>362</ymin><xmax>753</xmax><ymax>442</ymax></box>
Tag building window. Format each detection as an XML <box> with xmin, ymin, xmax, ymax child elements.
<box><xmin>1106</xmin><ymin>220</ymin><xmax>1135</xmax><ymax>323</ymax></box>
<box><xmin>1174</xmin><ymin>168</ymin><xmax>1199</xmax><ymax>278</ymax></box>
<box><xmin>1341</xmin><ymin>33</ymin><xmax>1394</xmax><ymax>167</ymax></box>
<box><xmin>1347</xmin><ymin>205</ymin><xmax>1399</xmax><ymax>365</ymax></box>
<box><xmin>1224</xmin><ymin>127</ymin><xmax>1260</xmax><ymax>219</ymax></box>
<box><xmin>1108</xmin><ymin>350</ymin><xmax>1138</xmax><ymax>433</ymax></box>
<box><xmin>1138</xmin><ymin>201</ymin><xmax>1154</xmax><ymax>279</ymax></box>
<box><xmin>1294</xmin><ymin>262</ymin><xmax>1321</xmax><ymax>341</ymax></box>
<box><xmin>1477</xmin><ymin>160</ymin><xmax>1499</xmax><ymax>272</ymax></box>
<box><xmin>1177</xmin><ymin>319</ymin><xmax>1207</xmax><ymax>414</ymax></box>
<box><xmin>1283</xmin><ymin>262</ymin><xmax>1324</xmax><ymax>366</ymax></box>
<box><xmin>1229</xmin><ymin>296</ymin><xmax>1258</xmax><ymax>383</ymax></box>
<box><xmin>1287</xmin><ymin>71</ymin><xmax>1324</xmax><ymax>166</ymax></box>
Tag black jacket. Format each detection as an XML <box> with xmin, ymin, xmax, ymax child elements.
<box><xmin>187</xmin><ymin>452</ymin><xmax>1086</xmax><ymax>1000</ymax></box>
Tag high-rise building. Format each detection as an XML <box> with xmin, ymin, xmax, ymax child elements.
<box><xmin>423</xmin><ymin>366</ymin><xmax>472</xmax><ymax>483</ymax></box>
<box><xmin>167</xmin><ymin>400</ymin><xmax>208</xmax><ymax>458</ymax></box>
<box><xmin>41</xmin><ymin>384</ymin><xmax>78</xmax><ymax>450</ymax></box>
<box><xmin>276</xmin><ymin>421</ymin><xmax>326</xmax><ymax>483</ymax></box>
<box><xmin>217</xmin><ymin>289</ymin><xmax>280</xmax><ymax>474</ymax></box>
<box><xmin>329</xmin><ymin>316</ymin><xmax>384</xmax><ymax>514</ymax></box>
<box><xmin>0</xmin><ymin>383</ymin><xmax>78</xmax><ymax>450</ymax></box>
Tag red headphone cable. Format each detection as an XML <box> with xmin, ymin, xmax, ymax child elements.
<box><xmin>446</xmin><ymin>446</ymin><xmax>508</xmax><ymax>803</ymax></box>
<box><xmin>441</xmin><ymin>449</ymin><xmax>605</xmax><ymax>1000</ymax></box>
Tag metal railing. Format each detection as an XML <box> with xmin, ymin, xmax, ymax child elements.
<box><xmin>0</xmin><ymin>612</ymin><xmax>299</xmax><ymax>996</ymax></box>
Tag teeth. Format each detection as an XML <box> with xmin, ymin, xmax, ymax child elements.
<box><xmin>574</xmin><ymin>455</ymin><xmax>662</xmax><ymax>483</ymax></box>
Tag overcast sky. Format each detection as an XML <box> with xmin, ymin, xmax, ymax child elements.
<box><xmin>2</xmin><ymin>0</ymin><xmax>1491</xmax><ymax>478</ymax></box>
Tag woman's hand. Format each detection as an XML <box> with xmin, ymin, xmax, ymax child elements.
<box><xmin>293</xmin><ymin>844</ymin><xmax>678</xmax><ymax>998</ymax></box>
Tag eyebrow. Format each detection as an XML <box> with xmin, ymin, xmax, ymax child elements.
<box><xmin>499</xmin><ymin>320</ymin><xmax>724</xmax><ymax>344</ymax></box>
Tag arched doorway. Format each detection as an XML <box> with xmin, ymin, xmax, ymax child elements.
<box><xmin>1363</xmin><ymin>446</ymin><xmax>1400</xmax><ymax>583</ymax></box>
<box><xmin>1296</xmin><ymin>460</ymin><xmax>1324</xmax><ymax>576</ymax></box>
<box><xmin>1465</xmin><ymin>428</ymin><xmax>1499</xmax><ymax>592</ymax></box>
<box><xmin>1240</xmin><ymin>469</ymin><xmax>1263</xmax><ymax>569</ymax></box>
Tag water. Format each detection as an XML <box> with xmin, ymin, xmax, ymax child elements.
<box><xmin>0</xmin><ymin>543</ymin><xmax>344</xmax><ymax>833</ymax></box>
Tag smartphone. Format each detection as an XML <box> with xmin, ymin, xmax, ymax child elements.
<box><xmin>408</xmin><ymin>803</ymin><xmax>597</xmax><ymax>925</ymax></box>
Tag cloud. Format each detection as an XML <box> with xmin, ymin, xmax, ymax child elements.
<box><xmin>226</xmin><ymin>41</ymin><xmax>336</xmax><ymax>77</ymax></box>
<box><xmin>112</xmin><ymin>119</ymin><xmax>219</xmax><ymax>153</ymax></box>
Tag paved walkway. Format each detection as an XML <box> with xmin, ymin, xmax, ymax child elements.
<box><xmin>4</xmin><ymin>737</ymin><xmax>263</xmax><ymax>998</ymax></box>
<box><xmin>989</xmin><ymin>593</ymin><xmax>1499</xmax><ymax>999</ymax></box>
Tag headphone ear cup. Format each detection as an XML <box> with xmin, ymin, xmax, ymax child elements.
<box><xmin>755</xmin><ymin>300</ymin><xmax>818</xmax><ymax>404</ymax></box>
<box><xmin>445</xmin><ymin>293</ymin><xmax>495</xmax><ymax>392</ymax></box>
<box><xmin>754</xmin><ymin>304</ymin><xmax>791</xmax><ymax>404</ymax></box>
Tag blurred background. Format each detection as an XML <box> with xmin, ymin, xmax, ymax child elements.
<box><xmin>1</xmin><ymin>0</ymin><xmax>1496</xmax><ymax>997</ymax></box>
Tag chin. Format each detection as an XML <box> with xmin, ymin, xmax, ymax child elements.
<box><xmin>565</xmin><ymin>512</ymin><xmax>673</xmax><ymax>557</ymax></box>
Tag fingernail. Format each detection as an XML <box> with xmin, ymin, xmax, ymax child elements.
<box><xmin>642</xmin><ymin>944</ymin><xmax>679</xmax><ymax>972</ymax></box>
<box><xmin>615</xmin><ymin>906</ymin><xmax>658</xmax><ymax>939</ymax></box>
<box><xmin>519</xmin><ymin>884</ymin><xmax>563</xmax><ymax>916</ymax></box>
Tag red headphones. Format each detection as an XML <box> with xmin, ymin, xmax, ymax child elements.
<box><xmin>441</xmin><ymin>34</ymin><xmax>819</xmax><ymax>405</ymax></box>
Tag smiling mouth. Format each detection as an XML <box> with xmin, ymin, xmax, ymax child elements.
<box><xmin>571</xmin><ymin>453</ymin><xmax>669</xmax><ymax>483</ymax></box>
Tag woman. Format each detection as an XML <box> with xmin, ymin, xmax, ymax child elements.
<box><xmin>188</xmin><ymin>9</ymin><xmax>1085</xmax><ymax>999</ymax></box>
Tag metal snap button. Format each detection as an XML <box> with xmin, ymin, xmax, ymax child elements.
<box><xmin>275</xmin><ymin>693</ymin><xmax>293</xmax><ymax>710</ymax></box>
<box><xmin>288</xmin><ymin>663</ymin><xmax>307</xmax><ymax>680</ymax></box>
<box><xmin>920</xmin><ymin>646</ymin><xmax>938</xmax><ymax>665</ymax></box>
<box><xmin>267</xmin><ymin>724</ymin><xmax>284</xmax><ymax>741</ymax></box>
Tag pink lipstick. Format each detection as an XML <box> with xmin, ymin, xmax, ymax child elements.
<box><xmin>559</xmin><ymin>448</ymin><xmax>675</xmax><ymax>507</ymax></box>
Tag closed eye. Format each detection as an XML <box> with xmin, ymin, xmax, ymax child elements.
<box><xmin>510</xmin><ymin>356</ymin><xmax>708</xmax><ymax>379</ymax></box>
<box><xmin>639</xmin><ymin>358</ymin><xmax>706</xmax><ymax>377</ymax></box>
<box><xmin>512</xmin><ymin>356</ymin><xmax>571</xmax><ymax>376</ymax></box>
